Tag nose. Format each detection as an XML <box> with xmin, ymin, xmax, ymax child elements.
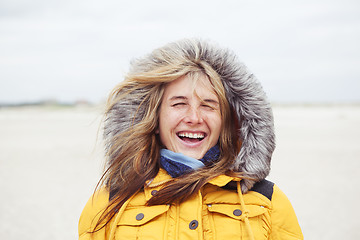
<box><xmin>184</xmin><ymin>106</ymin><xmax>203</xmax><ymax>124</ymax></box>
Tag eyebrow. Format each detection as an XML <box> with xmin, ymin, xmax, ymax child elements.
<box><xmin>169</xmin><ymin>96</ymin><xmax>187</xmax><ymax>101</ymax></box>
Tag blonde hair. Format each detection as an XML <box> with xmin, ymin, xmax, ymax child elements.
<box><xmin>95</xmin><ymin>39</ymin><xmax>240</xmax><ymax>231</ymax></box>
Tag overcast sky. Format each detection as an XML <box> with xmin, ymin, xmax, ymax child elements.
<box><xmin>0</xmin><ymin>0</ymin><xmax>359</xmax><ymax>104</ymax></box>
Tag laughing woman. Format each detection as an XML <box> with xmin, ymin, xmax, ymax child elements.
<box><xmin>78</xmin><ymin>39</ymin><xmax>303</xmax><ymax>240</ymax></box>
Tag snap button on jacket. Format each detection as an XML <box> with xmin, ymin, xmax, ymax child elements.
<box><xmin>79</xmin><ymin>169</ymin><xmax>303</xmax><ymax>240</ymax></box>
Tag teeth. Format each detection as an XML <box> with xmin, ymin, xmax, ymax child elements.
<box><xmin>178</xmin><ymin>132</ymin><xmax>204</xmax><ymax>139</ymax></box>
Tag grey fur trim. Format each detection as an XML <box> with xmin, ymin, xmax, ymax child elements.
<box><xmin>104</xmin><ymin>39</ymin><xmax>275</xmax><ymax>193</ymax></box>
<box><xmin>195</xmin><ymin>41</ymin><xmax>275</xmax><ymax>192</ymax></box>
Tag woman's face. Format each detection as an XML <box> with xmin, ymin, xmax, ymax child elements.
<box><xmin>158</xmin><ymin>74</ymin><xmax>222</xmax><ymax>159</ymax></box>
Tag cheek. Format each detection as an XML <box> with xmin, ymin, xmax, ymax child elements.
<box><xmin>158</xmin><ymin>108</ymin><xmax>180</xmax><ymax>136</ymax></box>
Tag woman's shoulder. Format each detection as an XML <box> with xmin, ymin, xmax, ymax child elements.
<box><xmin>221</xmin><ymin>179</ymin><xmax>275</xmax><ymax>202</ymax></box>
<box><xmin>250</xmin><ymin>181</ymin><xmax>303</xmax><ymax>239</ymax></box>
<box><xmin>266</xmin><ymin>183</ymin><xmax>303</xmax><ymax>239</ymax></box>
<box><xmin>244</xmin><ymin>179</ymin><xmax>293</xmax><ymax>207</ymax></box>
<box><xmin>81</xmin><ymin>187</ymin><xmax>110</xmax><ymax>213</ymax></box>
<box><xmin>78</xmin><ymin>187</ymin><xmax>110</xmax><ymax>237</ymax></box>
<box><xmin>222</xmin><ymin>179</ymin><xmax>299</xmax><ymax>213</ymax></box>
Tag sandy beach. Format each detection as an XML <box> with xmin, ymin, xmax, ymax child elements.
<box><xmin>0</xmin><ymin>104</ymin><xmax>359</xmax><ymax>239</ymax></box>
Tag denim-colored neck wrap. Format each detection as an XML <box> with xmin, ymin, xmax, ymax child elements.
<box><xmin>160</xmin><ymin>145</ymin><xmax>220</xmax><ymax>178</ymax></box>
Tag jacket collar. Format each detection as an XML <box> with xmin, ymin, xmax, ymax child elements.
<box><xmin>144</xmin><ymin>168</ymin><xmax>241</xmax><ymax>201</ymax></box>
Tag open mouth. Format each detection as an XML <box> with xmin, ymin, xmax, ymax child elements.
<box><xmin>177</xmin><ymin>132</ymin><xmax>206</xmax><ymax>143</ymax></box>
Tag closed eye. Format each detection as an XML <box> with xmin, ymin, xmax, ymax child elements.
<box><xmin>169</xmin><ymin>96</ymin><xmax>188</xmax><ymax>108</ymax></box>
<box><xmin>201</xmin><ymin>99</ymin><xmax>219</xmax><ymax>110</ymax></box>
<box><xmin>202</xmin><ymin>98</ymin><xmax>219</xmax><ymax>106</ymax></box>
<box><xmin>172</xmin><ymin>102</ymin><xmax>186</xmax><ymax>107</ymax></box>
<box><xmin>201</xmin><ymin>104</ymin><xmax>215</xmax><ymax>110</ymax></box>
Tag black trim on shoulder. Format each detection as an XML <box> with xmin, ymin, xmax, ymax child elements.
<box><xmin>221</xmin><ymin>181</ymin><xmax>238</xmax><ymax>191</ymax></box>
<box><xmin>221</xmin><ymin>179</ymin><xmax>274</xmax><ymax>201</ymax></box>
<box><xmin>250</xmin><ymin>179</ymin><xmax>274</xmax><ymax>201</ymax></box>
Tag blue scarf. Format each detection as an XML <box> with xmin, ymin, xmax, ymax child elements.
<box><xmin>160</xmin><ymin>145</ymin><xmax>220</xmax><ymax>178</ymax></box>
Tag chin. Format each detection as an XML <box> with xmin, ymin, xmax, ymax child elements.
<box><xmin>181</xmin><ymin>150</ymin><xmax>206</xmax><ymax>160</ymax></box>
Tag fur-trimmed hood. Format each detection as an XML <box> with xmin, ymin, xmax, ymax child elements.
<box><xmin>104</xmin><ymin>39</ymin><xmax>275</xmax><ymax>193</ymax></box>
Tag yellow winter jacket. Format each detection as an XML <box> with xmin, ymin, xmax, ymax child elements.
<box><xmin>79</xmin><ymin>168</ymin><xmax>303</xmax><ymax>240</ymax></box>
